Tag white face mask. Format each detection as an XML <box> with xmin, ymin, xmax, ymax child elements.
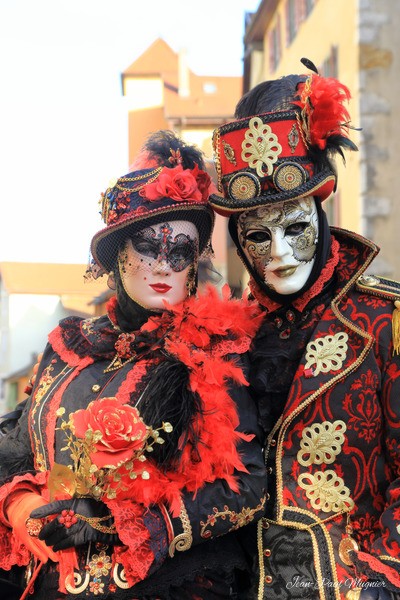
<box><xmin>118</xmin><ymin>220</ymin><xmax>199</xmax><ymax>310</ymax></box>
<box><xmin>237</xmin><ymin>196</ymin><xmax>319</xmax><ymax>296</ymax></box>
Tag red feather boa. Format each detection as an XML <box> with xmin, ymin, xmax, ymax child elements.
<box><xmin>105</xmin><ymin>285</ymin><xmax>263</xmax><ymax>516</ymax></box>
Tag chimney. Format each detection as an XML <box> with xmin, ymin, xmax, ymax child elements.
<box><xmin>178</xmin><ymin>48</ymin><xmax>190</xmax><ymax>98</ymax></box>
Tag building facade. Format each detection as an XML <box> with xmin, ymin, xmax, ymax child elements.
<box><xmin>0</xmin><ymin>263</ymin><xmax>106</xmax><ymax>411</ymax></box>
<box><xmin>241</xmin><ymin>0</ymin><xmax>400</xmax><ymax>280</ymax></box>
<box><xmin>121</xmin><ymin>38</ymin><xmax>245</xmax><ymax>281</ymax></box>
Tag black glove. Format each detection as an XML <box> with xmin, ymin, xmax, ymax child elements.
<box><xmin>359</xmin><ymin>583</ymin><xmax>397</xmax><ymax>600</ymax></box>
<box><xmin>30</xmin><ymin>497</ymin><xmax>121</xmax><ymax>551</ymax></box>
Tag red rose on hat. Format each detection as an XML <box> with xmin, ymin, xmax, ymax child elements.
<box><xmin>192</xmin><ymin>164</ymin><xmax>213</xmax><ymax>201</ymax></box>
<box><xmin>141</xmin><ymin>164</ymin><xmax>207</xmax><ymax>203</ymax></box>
<box><xmin>71</xmin><ymin>396</ymin><xmax>148</xmax><ymax>468</ymax></box>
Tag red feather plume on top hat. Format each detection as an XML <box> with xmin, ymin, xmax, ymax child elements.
<box><xmin>293</xmin><ymin>74</ymin><xmax>353</xmax><ymax>150</ymax></box>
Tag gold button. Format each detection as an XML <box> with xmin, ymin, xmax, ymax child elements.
<box><xmin>91</xmin><ymin>384</ymin><xmax>101</xmax><ymax>392</ymax></box>
<box><xmin>262</xmin><ymin>520</ymin><xmax>270</xmax><ymax>529</ymax></box>
<box><xmin>265</xmin><ymin>575</ymin><xmax>273</xmax><ymax>584</ymax></box>
<box><xmin>264</xmin><ymin>549</ymin><xmax>271</xmax><ymax>557</ymax></box>
<box><xmin>270</xmin><ymin>439</ymin><xmax>276</xmax><ymax>446</ymax></box>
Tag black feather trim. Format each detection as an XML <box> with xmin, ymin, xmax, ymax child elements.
<box><xmin>143</xmin><ymin>130</ymin><xmax>205</xmax><ymax>170</ymax></box>
<box><xmin>300</xmin><ymin>57</ymin><xmax>319</xmax><ymax>74</ymax></box>
<box><xmin>137</xmin><ymin>356</ymin><xmax>203</xmax><ymax>468</ymax></box>
<box><xmin>235</xmin><ymin>75</ymin><xmax>307</xmax><ymax>118</ymax></box>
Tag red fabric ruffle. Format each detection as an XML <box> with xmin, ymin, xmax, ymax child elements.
<box><xmin>355</xmin><ymin>550</ymin><xmax>400</xmax><ymax>588</ymax></box>
<box><xmin>0</xmin><ymin>471</ymin><xmax>49</xmax><ymax>570</ymax></box>
<box><xmin>105</xmin><ymin>499</ymin><xmax>153</xmax><ymax>586</ymax></box>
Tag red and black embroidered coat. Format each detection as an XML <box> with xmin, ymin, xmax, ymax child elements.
<box><xmin>0</xmin><ymin>286</ymin><xmax>266</xmax><ymax>599</ymax></box>
<box><xmin>247</xmin><ymin>228</ymin><xmax>400</xmax><ymax>600</ymax></box>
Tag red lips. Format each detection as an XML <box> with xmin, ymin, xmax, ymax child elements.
<box><xmin>150</xmin><ymin>283</ymin><xmax>172</xmax><ymax>293</ymax></box>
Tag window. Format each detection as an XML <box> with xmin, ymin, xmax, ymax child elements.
<box><xmin>304</xmin><ymin>0</ymin><xmax>315</xmax><ymax>17</ymax></box>
<box><xmin>7</xmin><ymin>381</ymin><xmax>18</xmax><ymax>410</ymax></box>
<box><xmin>269</xmin><ymin>17</ymin><xmax>281</xmax><ymax>72</ymax></box>
<box><xmin>321</xmin><ymin>46</ymin><xmax>338</xmax><ymax>78</ymax></box>
<box><xmin>286</xmin><ymin>0</ymin><xmax>297</xmax><ymax>45</ymax></box>
<box><xmin>203</xmin><ymin>83</ymin><xmax>217</xmax><ymax>94</ymax></box>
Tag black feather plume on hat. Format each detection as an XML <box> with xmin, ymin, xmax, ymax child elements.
<box><xmin>139</xmin><ymin>130</ymin><xmax>205</xmax><ymax>170</ymax></box>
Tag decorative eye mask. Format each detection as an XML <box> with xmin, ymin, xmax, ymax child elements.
<box><xmin>131</xmin><ymin>224</ymin><xmax>197</xmax><ymax>272</ymax></box>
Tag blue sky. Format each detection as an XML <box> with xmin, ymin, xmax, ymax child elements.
<box><xmin>0</xmin><ymin>0</ymin><xmax>260</xmax><ymax>264</ymax></box>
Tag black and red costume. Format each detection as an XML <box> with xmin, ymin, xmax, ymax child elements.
<box><xmin>0</xmin><ymin>287</ymin><xmax>266</xmax><ymax>598</ymax></box>
<box><xmin>241</xmin><ymin>228</ymin><xmax>400</xmax><ymax>599</ymax></box>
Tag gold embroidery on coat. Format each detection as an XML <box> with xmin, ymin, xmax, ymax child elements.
<box><xmin>31</xmin><ymin>363</ymin><xmax>56</xmax><ymax>471</ymax></box>
<box><xmin>200</xmin><ymin>497</ymin><xmax>266</xmax><ymax>539</ymax></box>
<box><xmin>113</xmin><ymin>564</ymin><xmax>129</xmax><ymax>589</ymax></box>
<box><xmin>81</xmin><ymin>317</ymin><xmax>98</xmax><ymax>335</ymax></box>
<box><xmin>241</xmin><ymin>117</ymin><xmax>282</xmax><ymax>177</ymax></box>
<box><xmin>169</xmin><ymin>500</ymin><xmax>193</xmax><ymax>557</ymax></box>
<box><xmin>297</xmin><ymin>420</ymin><xmax>347</xmax><ymax>466</ymax></box>
<box><xmin>298</xmin><ymin>470</ymin><xmax>355</xmax><ymax>513</ymax></box>
<box><xmin>305</xmin><ymin>332</ymin><xmax>349</xmax><ymax>376</ymax></box>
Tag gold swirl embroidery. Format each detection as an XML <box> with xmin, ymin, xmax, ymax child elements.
<box><xmin>65</xmin><ymin>571</ymin><xmax>90</xmax><ymax>594</ymax></box>
<box><xmin>169</xmin><ymin>500</ymin><xmax>193</xmax><ymax>557</ymax></box>
<box><xmin>298</xmin><ymin>470</ymin><xmax>355</xmax><ymax>513</ymax></box>
<box><xmin>297</xmin><ymin>420</ymin><xmax>347</xmax><ymax>467</ymax></box>
<box><xmin>200</xmin><ymin>497</ymin><xmax>266</xmax><ymax>539</ymax></box>
<box><xmin>241</xmin><ymin>117</ymin><xmax>282</xmax><ymax>177</ymax></box>
<box><xmin>305</xmin><ymin>332</ymin><xmax>349</xmax><ymax>376</ymax></box>
<box><xmin>113</xmin><ymin>563</ymin><xmax>129</xmax><ymax>589</ymax></box>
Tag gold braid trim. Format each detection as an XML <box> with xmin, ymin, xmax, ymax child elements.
<box><xmin>75</xmin><ymin>513</ymin><xmax>117</xmax><ymax>534</ymax></box>
<box><xmin>168</xmin><ymin>500</ymin><xmax>193</xmax><ymax>557</ymax></box>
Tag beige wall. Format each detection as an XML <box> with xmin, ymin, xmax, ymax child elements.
<box><xmin>246</xmin><ymin>0</ymin><xmax>400</xmax><ymax>278</ymax></box>
<box><xmin>260</xmin><ymin>0</ymin><xmax>361</xmax><ymax>233</ymax></box>
<box><xmin>358</xmin><ymin>0</ymin><xmax>400</xmax><ymax>276</ymax></box>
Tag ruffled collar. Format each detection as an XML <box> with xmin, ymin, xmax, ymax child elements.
<box><xmin>49</xmin><ymin>285</ymin><xmax>263</xmax><ymax>367</ymax></box>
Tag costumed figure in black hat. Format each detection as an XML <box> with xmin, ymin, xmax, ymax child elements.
<box><xmin>0</xmin><ymin>131</ymin><xmax>267</xmax><ymax>599</ymax></box>
<box><xmin>210</xmin><ymin>60</ymin><xmax>400</xmax><ymax>600</ymax></box>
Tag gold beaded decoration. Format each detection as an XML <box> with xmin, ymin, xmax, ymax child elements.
<box><xmin>228</xmin><ymin>172</ymin><xmax>261</xmax><ymax>201</ymax></box>
<box><xmin>288</xmin><ymin>123</ymin><xmax>300</xmax><ymax>153</ymax></box>
<box><xmin>273</xmin><ymin>163</ymin><xmax>307</xmax><ymax>192</ymax></box>
<box><xmin>115</xmin><ymin>167</ymin><xmax>162</xmax><ymax>193</ymax></box>
<box><xmin>212</xmin><ymin>128</ymin><xmax>223</xmax><ymax>192</ymax></box>
<box><xmin>222</xmin><ymin>140</ymin><xmax>237</xmax><ymax>165</ymax></box>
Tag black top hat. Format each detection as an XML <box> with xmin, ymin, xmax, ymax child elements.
<box><xmin>209</xmin><ymin>67</ymin><xmax>357</xmax><ymax>216</ymax></box>
<box><xmin>89</xmin><ymin>132</ymin><xmax>215</xmax><ymax>277</ymax></box>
